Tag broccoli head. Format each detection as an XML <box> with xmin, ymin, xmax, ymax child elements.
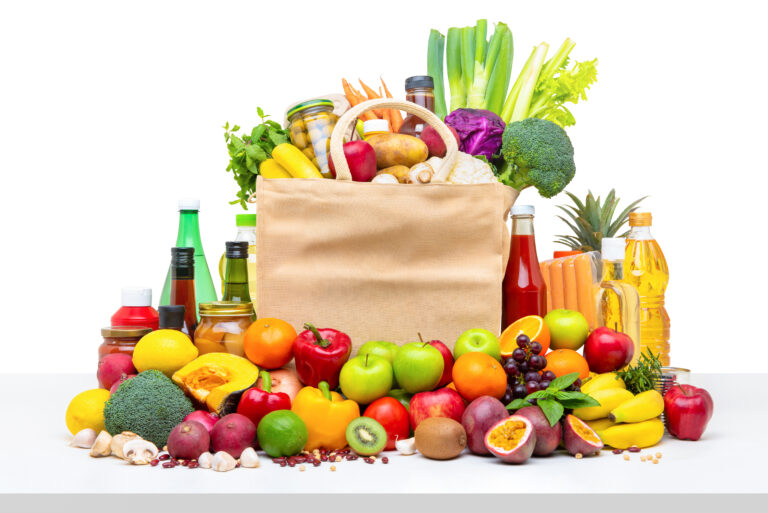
<box><xmin>103</xmin><ymin>369</ymin><xmax>194</xmax><ymax>447</ymax></box>
<box><xmin>496</xmin><ymin>118</ymin><xmax>576</xmax><ymax>198</ymax></box>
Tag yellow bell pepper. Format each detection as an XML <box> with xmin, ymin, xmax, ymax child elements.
<box><xmin>291</xmin><ymin>381</ymin><xmax>359</xmax><ymax>451</ymax></box>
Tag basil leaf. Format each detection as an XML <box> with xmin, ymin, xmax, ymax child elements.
<box><xmin>537</xmin><ymin>399</ymin><xmax>564</xmax><ymax>427</ymax></box>
<box><xmin>245</xmin><ymin>145</ymin><xmax>267</xmax><ymax>162</ymax></box>
<box><xmin>548</xmin><ymin>372</ymin><xmax>580</xmax><ymax>392</ymax></box>
<box><xmin>505</xmin><ymin>399</ymin><xmax>529</xmax><ymax>411</ymax></box>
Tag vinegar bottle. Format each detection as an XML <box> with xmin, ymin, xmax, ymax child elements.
<box><xmin>624</xmin><ymin>212</ymin><xmax>671</xmax><ymax>365</ymax></box>
<box><xmin>169</xmin><ymin>247</ymin><xmax>197</xmax><ymax>336</ymax></box>
<box><xmin>502</xmin><ymin>205</ymin><xmax>547</xmax><ymax>330</ymax></box>
<box><xmin>595</xmin><ymin>238</ymin><xmax>641</xmax><ymax>365</ymax></box>
<box><xmin>218</xmin><ymin>214</ymin><xmax>257</xmax><ymax>309</ymax></box>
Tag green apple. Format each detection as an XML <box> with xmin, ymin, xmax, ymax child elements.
<box><xmin>339</xmin><ymin>354</ymin><xmax>393</xmax><ymax>404</ymax></box>
<box><xmin>454</xmin><ymin>328</ymin><xmax>501</xmax><ymax>361</ymax></box>
<box><xmin>392</xmin><ymin>342</ymin><xmax>444</xmax><ymax>393</ymax></box>
<box><xmin>358</xmin><ymin>340</ymin><xmax>401</xmax><ymax>387</ymax></box>
<box><xmin>545</xmin><ymin>309</ymin><xmax>590</xmax><ymax>350</ymax></box>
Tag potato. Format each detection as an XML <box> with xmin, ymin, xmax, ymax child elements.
<box><xmin>377</xmin><ymin>165</ymin><xmax>410</xmax><ymax>183</ymax></box>
<box><xmin>368</xmin><ymin>133</ymin><xmax>429</xmax><ymax>169</ymax></box>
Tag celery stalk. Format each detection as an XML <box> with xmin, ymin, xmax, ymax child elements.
<box><xmin>446</xmin><ymin>27</ymin><xmax>465</xmax><ymax>111</ymax></box>
<box><xmin>500</xmin><ymin>43</ymin><xmax>549</xmax><ymax>123</ymax></box>
<box><xmin>428</xmin><ymin>29</ymin><xmax>447</xmax><ymax>119</ymax></box>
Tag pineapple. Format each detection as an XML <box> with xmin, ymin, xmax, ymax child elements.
<box><xmin>555</xmin><ymin>189</ymin><xmax>646</xmax><ymax>252</ymax></box>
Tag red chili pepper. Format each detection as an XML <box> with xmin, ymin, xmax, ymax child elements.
<box><xmin>237</xmin><ymin>371</ymin><xmax>292</xmax><ymax>428</ymax></box>
<box><xmin>293</xmin><ymin>323</ymin><xmax>352</xmax><ymax>389</ymax></box>
<box><xmin>664</xmin><ymin>384</ymin><xmax>714</xmax><ymax>441</ymax></box>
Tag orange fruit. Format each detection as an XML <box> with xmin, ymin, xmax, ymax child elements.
<box><xmin>451</xmin><ymin>352</ymin><xmax>507</xmax><ymax>401</ymax></box>
<box><xmin>543</xmin><ymin>349</ymin><xmax>590</xmax><ymax>380</ymax></box>
<box><xmin>499</xmin><ymin>315</ymin><xmax>550</xmax><ymax>357</ymax></box>
<box><xmin>243</xmin><ymin>318</ymin><xmax>297</xmax><ymax>369</ymax></box>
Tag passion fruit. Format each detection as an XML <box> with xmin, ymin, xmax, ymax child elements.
<box><xmin>461</xmin><ymin>396</ymin><xmax>509</xmax><ymax>455</ymax></box>
<box><xmin>483</xmin><ymin>415</ymin><xmax>536</xmax><ymax>464</ymax></box>
<box><xmin>563</xmin><ymin>414</ymin><xmax>603</xmax><ymax>457</ymax></box>
<box><xmin>515</xmin><ymin>405</ymin><xmax>562</xmax><ymax>456</ymax></box>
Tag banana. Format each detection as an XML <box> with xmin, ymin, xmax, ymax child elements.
<box><xmin>585</xmin><ymin>417</ymin><xmax>619</xmax><ymax>432</ymax></box>
<box><xmin>573</xmin><ymin>388</ymin><xmax>634</xmax><ymax>421</ymax></box>
<box><xmin>609</xmin><ymin>390</ymin><xmax>664</xmax><ymax>423</ymax></box>
<box><xmin>581</xmin><ymin>372</ymin><xmax>626</xmax><ymax>395</ymax></box>
<box><xmin>597</xmin><ymin>418</ymin><xmax>664</xmax><ymax>449</ymax></box>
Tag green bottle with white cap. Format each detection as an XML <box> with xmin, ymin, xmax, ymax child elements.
<box><xmin>219</xmin><ymin>214</ymin><xmax>257</xmax><ymax>309</ymax></box>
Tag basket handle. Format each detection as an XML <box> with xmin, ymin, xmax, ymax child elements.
<box><xmin>329</xmin><ymin>98</ymin><xmax>458</xmax><ymax>183</ymax></box>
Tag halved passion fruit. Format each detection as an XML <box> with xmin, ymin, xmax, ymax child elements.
<box><xmin>483</xmin><ymin>415</ymin><xmax>536</xmax><ymax>464</ymax></box>
<box><xmin>563</xmin><ymin>414</ymin><xmax>604</xmax><ymax>457</ymax></box>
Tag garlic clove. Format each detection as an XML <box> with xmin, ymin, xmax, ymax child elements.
<box><xmin>198</xmin><ymin>452</ymin><xmax>213</xmax><ymax>469</ymax></box>
<box><xmin>123</xmin><ymin>439</ymin><xmax>158</xmax><ymax>465</ymax></box>
<box><xmin>212</xmin><ymin>451</ymin><xmax>237</xmax><ymax>472</ymax></box>
<box><xmin>239</xmin><ymin>447</ymin><xmax>260</xmax><ymax>468</ymax></box>
<box><xmin>71</xmin><ymin>428</ymin><xmax>97</xmax><ymax>449</ymax></box>
<box><xmin>395</xmin><ymin>436</ymin><xmax>417</xmax><ymax>455</ymax></box>
<box><xmin>89</xmin><ymin>431</ymin><xmax>113</xmax><ymax>457</ymax></box>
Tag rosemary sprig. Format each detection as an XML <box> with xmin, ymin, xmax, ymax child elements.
<box><xmin>616</xmin><ymin>348</ymin><xmax>662</xmax><ymax>394</ymax></box>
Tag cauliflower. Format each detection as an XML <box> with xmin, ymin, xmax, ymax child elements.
<box><xmin>440</xmin><ymin>152</ymin><xmax>497</xmax><ymax>184</ymax></box>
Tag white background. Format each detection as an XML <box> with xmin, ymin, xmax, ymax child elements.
<box><xmin>1</xmin><ymin>0</ymin><xmax>766</xmax><ymax>373</ymax></box>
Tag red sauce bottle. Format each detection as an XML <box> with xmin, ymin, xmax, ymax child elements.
<box><xmin>502</xmin><ymin>205</ymin><xmax>547</xmax><ymax>330</ymax></box>
<box><xmin>110</xmin><ymin>287</ymin><xmax>159</xmax><ymax>331</ymax></box>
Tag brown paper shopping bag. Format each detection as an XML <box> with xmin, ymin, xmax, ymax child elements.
<box><xmin>256</xmin><ymin>99</ymin><xmax>518</xmax><ymax>352</ymax></box>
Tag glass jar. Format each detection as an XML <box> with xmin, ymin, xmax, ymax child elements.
<box><xmin>98</xmin><ymin>326</ymin><xmax>152</xmax><ymax>362</ymax></box>
<box><xmin>194</xmin><ymin>301</ymin><xmax>253</xmax><ymax>357</ymax></box>
<box><xmin>398</xmin><ymin>75</ymin><xmax>435</xmax><ymax>137</ymax></box>
<box><xmin>287</xmin><ymin>99</ymin><xmax>338</xmax><ymax>178</ymax></box>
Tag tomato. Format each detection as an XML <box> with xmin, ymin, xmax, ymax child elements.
<box><xmin>363</xmin><ymin>397</ymin><xmax>410</xmax><ymax>451</ymax></box>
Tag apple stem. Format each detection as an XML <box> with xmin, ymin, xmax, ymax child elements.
<box><xmin>418</xmin><ymin>332</ymin><xmax>424</xmax><ymax>343</ymax></box>
<box><xmin>365</xmin><ymin>353</ymin><xmax>369</xmax><ymax>367</ymax></box>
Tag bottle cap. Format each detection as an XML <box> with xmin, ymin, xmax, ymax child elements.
<box><xmin>601</xmin><ymin>237</ymin><xmax>626</xmax><ymax>261</ymax></box>
<box><xmin>178</xmin><ymin>198</ymin><xmax>200</xmax><ymax>211</ymax></box>
<box><xmin>158</xmin><ymin>305</ymin><xmax>185</xmax><ymax>330</ymax></box>
<box><xmin>225</xmin><ymin>241</ymin><xmax>249</xmax><ymax>259</ymax></box>
<box><xmin>511</xmin><ymin>205</ymin><xmax>535</xmax><ymax>216</ymax></box>
<box><xmin>405</xmin><ymin>75</ymin><xmax>434</xmax><ymax>90</ymax></box>
<box><xmin>120</xmin><ymin>287</ymin><xmax>152</xmax><ymax>307</ymax></box>
<box><xmin>629</xmin><ymin>212</ymin><xmax>652</xmax><ymax>227</ymax></box>
<box><xmin>236</xmin><ymin>214</ymin><xmax>257</xmax><ymax>227</ymax></box>
<box><xmin>363</xmin><ymin>119</ymin><xmax>389</xmax><ymax>135</ymax></box>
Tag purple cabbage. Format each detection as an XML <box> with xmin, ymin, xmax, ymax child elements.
<box><xmin>444</xmin><ymin>108</ymin><xmax>505</xmax><ymax>159</ymax></box>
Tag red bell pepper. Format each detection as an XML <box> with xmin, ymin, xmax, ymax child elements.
<box><xmin>664</xmin><ymin>384</ymin><xmax>714</xmax><ymax>441</ymax></box>
<box><xmin>293</xmin><ymin>323</ymin><xmax>351</xmax><ymax>389</ymax></box>
<box><xmin>237</xmin><ymin>371</ymin><xmax>292</xmax><ymax>428</ymax></box>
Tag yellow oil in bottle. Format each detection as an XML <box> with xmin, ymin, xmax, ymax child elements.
<box><xmin>624</xmin><ymin>212</ymin><xmax>670</xmax><ymax>365</ymax></box>
<box><xmin>219</xmin><ymin>214</ymin><xmax>258</xmax><ymax>312</ymax></box>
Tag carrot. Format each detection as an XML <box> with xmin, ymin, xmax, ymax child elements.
<box><xmin>359</xmin><ymin>79</ymin><xmax>385</xmax><ymax>118</ymax></box>
<box><xmin>342</xmin><ymin>78</ymin><xmax>377</xmax><ymax>121</ymax></box>
<box><xmin>380</xmin><ymin>77</ymin><xmax>404</xmax><ymax>132</ymax></box>
<box><xmin>574</xmin><ymin>253</ymin><xmax>597</xmax><ymax>329</ymax></box>
<box><xmin>563</xmin><ymin>255</ymin><xmax>580</xmax><ymax>311</ymax></box>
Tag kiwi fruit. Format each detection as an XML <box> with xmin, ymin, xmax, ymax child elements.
<box><xmin>414</xmin><ymin>417</ymin><xmax>467</xmax><ymax>460</ymax></box>
<box><xmin>345</xmin><ymin>417</ymin><xmax>387</xmax><ymax>456</ymax></box>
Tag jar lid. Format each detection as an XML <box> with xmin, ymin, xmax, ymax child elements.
<box><xmin>101</xmin><ymin>326</ymin><xmax>153</xmax><ymax>338</ymax></box>
<box><xmin>363</xmin><ymin>119</ymin><xmax>390</xmax><ymax>135</ymax></box>
<box><xmin>286</xmin><ymin>99</ymin><xmax>334</xmax><ymax>118</ymax></box>
<box><xmin>405</xmin><ymin>75</ymin><xmax>434</xmax><ymax>90</ymax></box>
<box><xmin>199</xmin><ymin>301</ymin><xmax>254</xmax><ymax>316</ymax></box>
<box><xmin>236</xmin><ymin>214</ymin><xmax>257</xmax><ymax>227</ymax></box>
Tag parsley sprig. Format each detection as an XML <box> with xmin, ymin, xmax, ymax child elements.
<box><xmin>506</xmin><ymin>372</ymin><xmax>599</xmax><ymax>427</ymax></box>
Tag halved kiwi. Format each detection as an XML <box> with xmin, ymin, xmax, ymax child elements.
<box><xmin>345</xmin><ymin>417</ymin><xmax>387</xmax><ymax>456</ymax></box>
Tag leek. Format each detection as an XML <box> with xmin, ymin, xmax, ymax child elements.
<box><xmin>483</xmin><ymin>27</ymin><xmax>513</xmax><ymax>114</ymax></box>
<box><xmin>446</xmin><ymin>27</ymin><xmax>465</xmax><ymax>111</ymax></box>
<box><xmin>427</xmin><ymin>29</ymin><xmax>447</xmax><ymax>119</ymax></box>
<box><xmin>460</xmin><ymin>26</ymin><xmax>475</xmax><ymax>105</ymax></box>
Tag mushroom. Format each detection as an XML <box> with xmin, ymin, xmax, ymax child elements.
<box><xmin>111</xmin><ymin>431</ymin><xmax>141</xmax><ymax>460</ymax></box>
<box><xmin>71</xmin><ymin>428</ymin><xmax>97</xmax><ymax>449</ymax></box>
<box><xmin>239</xmin><ymin>447</ymin><xmax>260</xmax><ymax>468</ymax></box>
<box><xmin>211</xmin><ymin>451</ymin><xmax>237</xmax><ymax>472</ymax></box>
<box><xmin>123</xmin><ymin>439</ymin><xmax>158</xmax><ymax>465</ymax></box>
<box><xmin>405</xmin><ymin>162</ymin><xmax>435</xmax><ymax>184</ymax></box>
<box><xmin>198</xmin><ymin>452</ymin><xmax>213</xmax><ymax>469</ymax></box>
<box><xmin>89</xmin><ymin>431</ymin><xmax>113</xmax><ymax>457</ymax></box>
<box><xmin>371</xmin><ymin>173</ymin><xmax>399</xmax><ymax>184</ymax></box>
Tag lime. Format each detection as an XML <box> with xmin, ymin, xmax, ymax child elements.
<box><xmin>256</xmin><ymin>410</ymin><xmax>308</xmax><ymax>457</ymax></box>
<box><xmin>132</xmin><ymin>329</ymin><xmax>198</xmax><ymax>377</ymax></box>
<box><xmin>65</xmin><ymin>388</ymin><xmax>110</xmax><ymax>435</ymax></box>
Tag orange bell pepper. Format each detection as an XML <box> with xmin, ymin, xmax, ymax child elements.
<box><xmin>291</xmin><ymin>381</ymin><xmax>359</xmax><ymax>451</ymax></box>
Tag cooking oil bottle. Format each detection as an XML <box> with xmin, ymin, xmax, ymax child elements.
<box><xmin>596</xmin><ymin>237</ymin><xmax>641</xmax><ymax>365</ymax></box>
<box><xmin>218</xmin><ymin>214</ymin><xmax>258</xmax><ymax>310</ymax></box>
<box><xmin>624</xmin><ymin>212</ymin><xmax>670</xmax><ymax>365</ymax></box>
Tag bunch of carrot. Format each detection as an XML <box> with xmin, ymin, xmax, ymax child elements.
<box><xmin>341</xmin><ymin>77</ymin><xmax>403</xmax><ymax>132</ymax></box>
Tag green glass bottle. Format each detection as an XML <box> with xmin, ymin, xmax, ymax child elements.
<box><xmin>222</xmin><ymin>241</ymin><xmax>251</xmax><ymax>303</ymax></box>
<box><xmin>160</xmin><ymin>199</ymin><xmax>218</xmax><ymax>317</ymax></box>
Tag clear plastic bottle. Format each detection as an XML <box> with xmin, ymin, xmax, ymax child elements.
<box><xmin>624</xmin><ymin>212</ymin><xmax>670</xmax><ymax>365</ymax></box>
<box><xmin>596</xmin><ymin>237</ymin><xmax>641</xmax><ymax>365</ymax></box>
<box><xmin>218</xmin><ymin>214</ymin><xmax>257</xmax><ymax>309</ymax></box>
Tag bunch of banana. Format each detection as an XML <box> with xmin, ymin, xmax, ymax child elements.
<box><xmin>574</xmin><ymin>372</ymin><xmax>664</xmax><ymax>449</ymax></box>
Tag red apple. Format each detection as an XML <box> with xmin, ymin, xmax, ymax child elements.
<box><xmin>583</xmin><ymin>327</ymin><xmax>635</xmax><ymax>373</ymax></box>
<box><xmin>409</xmin><ymin>388</ymin><xmax>465</xmax><ymax>429</ymax></box>
<box><xmin>109</xmin><ymin>373</ymin><xmax>136</xmax><ymax>394</ymax></box>
<box><xmin>428</xmin><ymin>340</ymin><xmax>454</xmax><ymax>388</ymax></box>
<box><xmin>419</xmin><ymin>124</ymin><xmax>460</xmax><ymax>158</ymax></box>
<box><xmin>328</xmin><ymin>140</ymin><xmax>377</xmax><ymax>181</ymax></box>
<box><xmin>97</xmin><ymin>353</ymin><xmax>137</xmax><ymax>390</ymax></box>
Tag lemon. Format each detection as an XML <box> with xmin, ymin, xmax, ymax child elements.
<box><xmin>132</xmin><ymin>329</ymin><xmax>199</xmax><ymax>377</ymax></box>
<box><xmin>65</xmin><ymin>388</ymin><xmax>110</xmax><ymax>435</ymax></box>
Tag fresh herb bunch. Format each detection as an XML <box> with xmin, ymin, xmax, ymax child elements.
<box><xmin>617</xmin><ymin>348</ymin><xmax>662</xmax><ymax>394</ymax></box>
<box><xmin>506</xmin><ymin>372</ymin><xmax>599</xmax><ymax>427</ymax></box>
<box><xmin>224</xmin><ymin>107</ymin><xmax>289</xmax><ymax>209</ymax></box>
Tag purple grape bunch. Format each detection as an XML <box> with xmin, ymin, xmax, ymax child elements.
<box><xmin>501</xmin><ymin>334</ymin><xmax>559</xmax><ymax>405</ymax></box>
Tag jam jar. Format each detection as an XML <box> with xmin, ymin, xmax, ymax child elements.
<box><xmin>98</xmin><ymin>326</ymin><xmax>152</xmax><ymax>362</ymax></box>
<box><xmin>194</xmin><ymin>301</ymin><xmax>254</xmax><ymax>357</ymax></box>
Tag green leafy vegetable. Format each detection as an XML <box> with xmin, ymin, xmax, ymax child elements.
<box><xmin>616</xmin><ymin>348</ymin><xmax>663</xmax><ymax>394</ymax></box>
<box><xmin>224</xmin><ymin>109</ymin><xmax>289</xmax><ymax>209</ymax></box>
<box><xmin>506</xmin><ymin>372</ymin><xmax>599</xmax><ymax>426</ymax></box>
<box><xmin>427</xmin><ymin>29</ymin><xmax>447</xmax><ymax>119</ymax></box>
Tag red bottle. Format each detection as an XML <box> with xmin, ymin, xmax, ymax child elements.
<box><xmin>111</xmin><ymin>287</ymin><xmax>159</xmax><ymax>331</ymax></box>
<box><xmin>502</xmin><ymin>205</ymin><xmax>547</xmax><ymax>330</ymax></box>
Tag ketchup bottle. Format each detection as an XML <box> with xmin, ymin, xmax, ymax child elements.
<box><xmin>111</xmin><ymin>287</ymin><xmax>159</xmax><ymax>331</ymax></box>
<box><xmin>502</xmin><ymin>205</ymin><xmax>547</xmax><ymax>330</ymax></box>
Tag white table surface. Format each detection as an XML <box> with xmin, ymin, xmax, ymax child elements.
<box><xmin>1</xmin><ymin>373</ymin><xmax>764</xmax><ymax>494</ymax></box>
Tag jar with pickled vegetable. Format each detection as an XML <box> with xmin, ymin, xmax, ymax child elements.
<box><xmin>287</xmin><ymin>99</ymin><xmax>338</xmax><ymax>178</ymax></box>
<box><xmin>194</xmin><ymin>301</ymin><xmax>253</xmax><ymax>357</ymax></box>
<box><xmin>98</xmin><ymin>326</ymin><xmax>152</xmax><ymax>362</ymax></box>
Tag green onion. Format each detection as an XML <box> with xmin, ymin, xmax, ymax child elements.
<box><xmin>427</xmin><ymin>29</ymin><xmax>447</xmax><ymax>119</ymax></box>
